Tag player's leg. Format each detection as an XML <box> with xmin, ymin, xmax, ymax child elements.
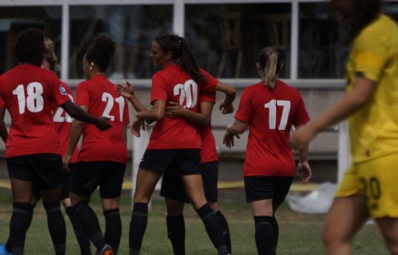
<box><xmin>71</xmin><ymin>162</ymin><xmax>111</xmax><ymax>254</ymax></box>
<box><xmin>160</xmin><ymin>172</ymin><xmax>187</xmax><ymax>255</ymax></box>
<box><xmin>100</xmin><ymin>162</ymin><xmax>126</xmax><ymax>255</ymax></box>
<box><xmin>202</xmin><ymin>161</ymin><xmax>232</xmax><ymax>254</ymax></box>
<box><xmin>62</xmin><ymin>165</ymin><xmax>91</xmax><ymax>255</ymax></box>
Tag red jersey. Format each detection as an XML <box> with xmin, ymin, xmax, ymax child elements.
<box><xmin>200</xmin><ymin>124</ymin><xmax>218</xmax><ymax>163</ymax></box>
<box><xmin>147</xmin><ymin>66</ymin><xmax>217</xmax><ymax>149</ymax></box>
<box><xmin>75</xmin><ymin>75</ymin><xmax>129</xmax><ymax>163</ymax></box>
<box><xmin>52</xmin><ymin>83</ymin><xmax>79</xmax><ymax>163</ymax></box>
<box><xmin>0</xmin><ymin>64</ymin><xmax>71</xmax><ymax>157</ymax></box>
<box><xmin>235</xmin><ymin>80</ymin><xmax>310</xmax><ymax>177</ymax></box>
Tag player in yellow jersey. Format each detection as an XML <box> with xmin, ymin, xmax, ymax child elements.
<box><xmin>291</xmin><ymin>0</ymin><xmax>398</xmax><ymax>254</ymax></box>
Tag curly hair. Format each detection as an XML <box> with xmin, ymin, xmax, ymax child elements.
<box><xmin>15</xmin><ymin>28</ymin><xmax>45</xmax><ymax>66</ymax></box>
<box><xmin>84</xmin><ymin>34</ymin><xmax>115</xmax><ymax>72</ymax></box>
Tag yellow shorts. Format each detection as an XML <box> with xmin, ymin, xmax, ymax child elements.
<box><xmin>336</xmin><ymin>153</ymin><xmax>398</xmax><ymax>218</ymax></box>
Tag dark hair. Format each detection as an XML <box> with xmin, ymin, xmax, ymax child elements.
<box><xmin>43</xmin><ymin>37</ymin><xmax>60</xmax><ymax>72</ymax></box>
<box><xmin>332</xmin><ymin>0</ymin><xmax>383</xmax><ymax>38</ymax></box>
<box><xmin>15</xmin><ymin>28</ymin><xmax>45</xmax><ymax>66</ymax></box>
<box><xmin>154</xmin><ymin>33</ymin><xmax>206</xmax><ymax>84</ymax></box>
<box><xmin>85</xmin><ymin>33</ymin><xmax>115</xmax><ymax>72</ymax></box>
<box><xmin>257</xmin><ymin>47</ymin><xmax>282</xmax><ymax>89</ymax></box>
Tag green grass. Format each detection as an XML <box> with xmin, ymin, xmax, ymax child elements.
<box><xmin>0</xmin><ymin>188</ymin><xmax>388</xmax><ymax>255</ymax></box>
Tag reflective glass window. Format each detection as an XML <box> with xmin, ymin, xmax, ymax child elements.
<box><xmin>0</xmin><ymin>6</ymin><xmax>61</xmax><ymax>74</ymax></box>
<box><xmin>185</xmin><ymin>3</ymin><xmax>291</xmax><ymax>79</ymax></box>
<box><xmin>69</xmin><ymin>5</ymin><xmax>173</xmax><ymax>79</ymax></box>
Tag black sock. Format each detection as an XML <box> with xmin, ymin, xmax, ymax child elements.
<box><xmin>197</xmin><ymin>204</ymin><xmax>228</xmax><ymax>255</ymax></box>
<box><xmin>270</xmin><ymin>216</ymin><xmax>279</xmax><ymax>254</ymax></box>
<box><xmin>74</xmin><ymin>202</ymin><xmax>106</xmax><ymax>250</ymax></box>
<box><xmin>216</xmin><ymin>210</ymin><xmax>231</xmax><ymax>254</ymax></box>
<box><xmin>44</xmin><ymin>202</ymin><xmax>66</xmax><ymax>255</ymax></box>
<box><xmin>65</xmin><ymin>206</ymin><xmax>92</xmax><ymax>255</ymax></box>
<box><xmin>104</xmin><ymin>208</ymin><xmax>122</xmax><ymax>255</ymax></box>
<box><xmin>9</xmin><ymin>203</ymin><xmax>33</xmax><ymax>255</ymax></box>
<box><xmin>129</xmin><ymin>203</ymin><xmax>148</xmax><ymax>254</ymax></box>
<box><xmin>254</xmin><ymin>216</ymin><xmax>275</xmax><ymax>255</ymax></box>
<box><xmin>166</xmin><ymin>215</ymin><xmax>185</xmax><ymax>255</ymax></box>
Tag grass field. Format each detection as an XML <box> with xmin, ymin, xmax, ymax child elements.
<box><xmin>0</xmin><ymin>187</ymin><xmax>388</xmax><ymax>255</ymax></box>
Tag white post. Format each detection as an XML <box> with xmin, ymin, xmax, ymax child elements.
<box><xmin>337</xmin><ymin>121</ymin><xmax>351</xmax><ymax>183</ymax></box>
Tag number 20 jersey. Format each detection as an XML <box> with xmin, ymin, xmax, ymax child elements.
<box><xmin>235</xmin><ymin>80</ymin><xmax>310</xmax><ymax>177</ymax></box>
<box><xmin>0</xmin><ymin>64</ymin><xmax>71</xmax><ymax>157</ymax></box>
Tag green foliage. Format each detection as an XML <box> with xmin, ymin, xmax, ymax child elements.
<box><xmin>0</xmin><ymin>189</ymin><xmax>389</xmax><ymax>254</ymax></box>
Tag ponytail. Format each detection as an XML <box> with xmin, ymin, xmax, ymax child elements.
<box><xmin>155</xmin><ymin>33</ymin><xmax>206</xmax><ymax>84</ymax></box>
<box><xmin>257</xmin><ymin>47</ymin><xmax>281</xmax><ymax>89</ymax></box>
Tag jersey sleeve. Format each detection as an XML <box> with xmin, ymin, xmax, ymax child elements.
<box><xmin>293</xmin><ymin>91</ymin><xmax>310</xmax><ymax>127</ymax></box>
<box><xmin>122</xmin><ymin>98</ymin><xmax>130</xmax><ymax>125</ymax></box>
<box><xmin>49</xmin><ymin>73</ymin><xmax>71</xmax><ymax>107</ymax></box>
<box><xmin>150</xmin><ymin>73</ymin><xmax>168</xmax><ymax>105</ymax></box>
<box><xmin>75</xmin><ymin>81</ymin><xmax>91</xmax><ymax>107</ymax></box>
<box><xmin>199</xmin><ymin>69</ymin><xmax>217</xmax><ymax>103</ymax></box>
<box><xmin>354</xmin><ymin>31</ymin><xmax>390</xmax><ymax>83</ymax></box>
<box><xmin>234</xmin><ymin>87</ymin><xmax>252</xmax><ymax>123</ymax></box>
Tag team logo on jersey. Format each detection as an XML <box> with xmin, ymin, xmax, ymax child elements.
<box><xmin>59</xmin><ymin>84</ymin><xmax>67</xmax><ymax>95</ymax></box>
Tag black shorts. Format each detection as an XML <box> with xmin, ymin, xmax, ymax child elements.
<box><xmin>244</xmin><ymin>176</ymin><xmax>293</xmax><ymax>204</ymax></box>
<box><xmin>32</xmin><ymin>163</ymin><xmax>75</xmax><ymax>201</ymax></box>
<box><xmin>140</xmin><ymin>149</ymin><xmax>201</xmax><ymax>175</ymax></box>
<box><xmin>7</xmin><ymin>154</ymin><xmax>63</xmax><ymax>189</ymax></box>
<box><xmin>160</xmin><ymin>161</ymin><xmax>218</xmax><ymax>203</ymax></box>
<box><xmin>71</xmin><ymin>161</ymin><xmax>126</xmax><ymax>199</ymax></box>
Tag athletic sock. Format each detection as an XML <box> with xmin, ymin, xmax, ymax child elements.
<box><xmin>129</xmin><ymin>202</ymin><xmax>148</xmax><ymax>254</ymax></box>
<box><xmin>74</xmin><ymin>202</ymin><xmax>107</xmax><ymax>250</ymax></box>
<box><xmin>270</xmin><ymin>216</ymin><xmax>279</xmax><ymax>255</ymax></box>
<box><xmin>216</xmin><ymin>210</ymin><xmax>232</xmax><ymax>254</ymax></box>
<box><xmin>104</xmin><ymin>208</ymin><xmax>122</xmax><ymax>254</ymax></box>
<box><xmin>65</xmin><ymin>206</ymin><xmax>92</xmax><ymax>255</ymax></box>
<box><xmin>9</xmin><ymin>202</ymin><xmax>33</xmax><ymax>255</ymax></box>
<box><xmin>197</xmin><ymin>204</ymin><xmax>229</xmax><ymax>255</ymax></box>
<box><xmin>166</xmin><ymin>215</ymin><xmax>186</xmax><ymax>255</ymax></box>
<box><xmin>254</xmin><ymin>216</ymin><xmax>276</xmax><ymax>255</ymax></box>
<box><xmin>44</xmin><ymin>202</ymin><xmax>66</xmax><ymax>255</ymax></box>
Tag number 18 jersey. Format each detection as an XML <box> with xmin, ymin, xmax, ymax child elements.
<box><xmin>0</xmin><ymin>64</ymin><xmax>71</xmax><ymax>157</ymax></box>
<box><xmin>235</xmin><ymin>80</ymin><xmax>310</xmax><ymax>177</ymax></box>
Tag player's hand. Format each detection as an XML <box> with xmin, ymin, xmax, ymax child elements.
<box><xmin>165</xmin><ymin>102</ymin><xmax>186</xmax><ymax>118</ymax></box>
<box><xmin>131</xmin><ymin>116</ymin><xmax>144</xmax><ymax>137</ymax></box>
<box><xmin>223</xmin><ymin>132</ymin><xmax>239</xmax><ymax>148</ymax></box>
<box><xmin>220</xmin><ymin>102</ymin><xmax>234</xmax><ymax>114</ymax></box>
<box><xmin>62</xmin><ymin>154</ymin><xmax>72</xmax><ymax>173</ymax></box>
<box><xmin>95</xmin><ymin>117</ymin><xmax>112</xmax><ymax>131</ymax></box>
<box><xmin>296</xmin><ymin>161</ymin><xmax>312</xmax><ymax>184</ymax></box>
<box><xmin>116</xmin><ymin>81</ymin><xmax>135</xmax><ymax>99</ymax></box>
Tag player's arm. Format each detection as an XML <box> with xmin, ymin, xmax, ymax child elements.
<box><xmin>116</xmin><ymin>81</ymin><xmax>148</xmax><ymax>112</ymax></box>
<box><xmin>63</xmin><ymin>105</ymin><xmax>87</xmax><ymax>172</ymax></box>
<box><xmin>0</xmin><ymin>107</ymin><xmax>8</xmax><ymax>143</ymax></box>
<box><xmin>295</xmin><ymin>124</ymin><xmax>312</xmax><ymax>183</ymax></box>
<box><xmin>136</xmin><ymin>99</ymin><xmax>166</xmax><ymax>124</ymax></box>
<box><xmin>61</xmin><ymin>100</ymin><xmax>111</xmax><ymax>131</ymax></box>
<box><xmin>291</xmin><ymin>75</ymin><xmax>376</xmax><ymax>149</ymax></box>
<box><xmin>223</xmin><ymin>119</ymin><xmax>248</xmax><ymax>148</ymax></box>
<box><xmin>165</xmin><ymin>101</ymin><xmax>214</xmax><ymax>126</ymax></box>
<box><xmin>216</xmin><ymin>81</ymin><xmax>236</xmax><ymax>114</ymax></box>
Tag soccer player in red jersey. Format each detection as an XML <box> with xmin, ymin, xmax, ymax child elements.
<box><xmin>160</xmin><ymin>81</ymin><xmax>236</xmax><ymax>255</ymax></box>
<box><xmin>63</xmin><ymin>34</ymin><xmax>130</xmax><ymax>255</ymax></box>
<box><xmin>0</xmin><ymin>28</ymin><xmax>110</xmax><ymax>255</ymax></box>
<box><xmin>122</xmin><ymin>33</ymin><xmax>230</xmax><ymax>255</ymax></box>
<box><xmin>223</xmin><ymin>47</ymin><xmax>312</xmax><ymax>255</ymax></box>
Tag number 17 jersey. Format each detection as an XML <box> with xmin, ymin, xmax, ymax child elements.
<box><xmin>235</xmin><ymin>80</ymin><xmax>310</xmax><ymax>177</ymax></box>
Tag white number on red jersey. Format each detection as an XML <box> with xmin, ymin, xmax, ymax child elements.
<box><xmin>53</xmin><ymin>94</ymin><xmax>74</xmax><ymax>123</ymax></box>
<box><xmin>264</xmin><ymin>99</ymin><xmax>291</xmax><ymax>130</ymax></box>
<box><xmin>173</xmin><ymin>79</ymin><xmax>198</xmax><ymax>108</ymax></box>
<box><xmin>12</xmin><ymin>83</ymin><xmax>44</xmax><ymax>114</ymax></box>
<box><xmin>102</xmin><ymin>92</ymin><xmax>125</xmax><ymax>122</ymax></box>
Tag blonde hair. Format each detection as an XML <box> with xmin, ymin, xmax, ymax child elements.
<box><xmin>257</xmin><ymin>47</ymin><xmax>281</xmax><ymax>89</ymax></box>
<box><xmin>43</xmin><ymin>37</ymin><xmax>60</xmax><ymax>72</ymax></box>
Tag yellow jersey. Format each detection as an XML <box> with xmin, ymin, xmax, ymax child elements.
<box><xmin>346</xmin><ymin>15</ymin><xmax>398</xmax><ymax>163</ymax></box>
